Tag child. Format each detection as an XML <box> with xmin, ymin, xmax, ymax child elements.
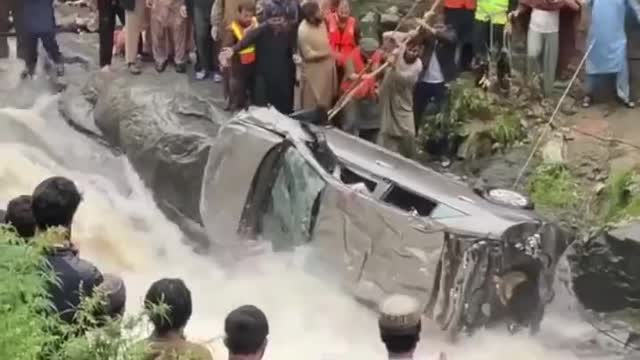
<box><xmin>21</xmin><ymin>0</ymin><xmax>64</xmax><ymax>78</ymax></box>
<box><xmin>220</xmin><ymin>0</ymin><xmax>258</xmax><ymax>111</ymax></box>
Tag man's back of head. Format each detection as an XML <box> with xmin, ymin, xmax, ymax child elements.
<box><xmin>32</xmin><ymin>176</ymin><xmax>82</xmax><ymax>231</ymax></box>
<box><xmin>145</xmin><ymin>278</ymin><xmax>193</xmax><ymax>336</ymax></box>
<box><xmin>378</xmin><ymin>294</ymin><xmax>422</xmax><ymax>358</ymax></box>
<box><xmin>224</xmin><ymin>305</ymin><xmax>269</xmax><ymax>358</ymax></box>
<box><xmin>5</xmin><ymin>195</ymin><xmax>36</xmax><ymax>238</ymax></box>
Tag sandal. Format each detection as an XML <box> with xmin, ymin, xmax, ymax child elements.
<box><xmin>581</xmin><ymin>96</ymin><xmax>592</xmax><ymax>108</ymax></box>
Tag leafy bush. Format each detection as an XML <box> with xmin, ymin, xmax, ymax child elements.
<box><xmin>527</xmin><ymin>163</ymin><xmax>582</xmax><ymax>211</ymax></box>
<box><xmin>0</xmin><ymin>227</ymin><xmax>150</xmax><ymax>360</ymax></box>
<box><xmin>418</xmin><ymin>78</ymin><xmax>525</xmax><ymax>157</ymax></box>
<box><xmin>598</xmin><ymin>170</ymin><xmax>640</xmax><ymax>225</ymax></box>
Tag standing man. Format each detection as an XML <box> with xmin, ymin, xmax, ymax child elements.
<box><xmin>414</xmin><ymin>23</ymin><xmax>457</xmax><ymax>129</ymax></box>
<box><xmin>221</xmin><ymin>0</ymin><xmax>257</xmax><ymax>110</ymax></box>
<box><xmin>298</xmin><ymin>1</ymin><xmax>337</xmax><ymax>110</ymax></box>
<box><xmin>21</xmin><ymin>0</ymin><xmax>64</xmax><ymax>78</ymax></box>
<box><xmin>98</xmin><ymin>0</ymin><xmax>126</xmax><ymax>72</ymax></box>
<box><xmin>220</xmin><ymin>6</ymin><xmax>297</xmax><ymax>114</ymax></box>
<box><xmin>148</xmin><ymin>0</ymin><xmax>189</xmax><ymax>73</ymax></box>
<box><xmin>510</xmin><ymin>0</ymin><xmax>581</xmax><ymax>98</ymax></box>
<box><xmin>582</xmin><ymin>0</ymin><xmax>640</xmax><ymax>109</ymax></box>
<box><xmin>190</xmin><ymin>0</ymin><xmax>217</xmax><ymax>80</ymax></box>
<box><xmin>473</xmin><ymin>0</ymin><xmax>517</xmax><ymax>61</ymax></box>
<box><xmin>121</xmin><ymin>0</ymin><xmax>146</xmax><ymax>74</ymax></box>
<box><xmin>224</xmin><ymin>305</ymin><xmax>269</xmax><ymax>360</ymax></box>
<box><xmin>444</xmin><ymin>0</ymin><xmax>475</xmax><ymax>71</ymax></box>
<box><xmin>326</xmin><ymin>0</ymin><xmax>359</xmax><ymax>84</ymax></box>
<box><xmin>378</xmin><ymin>38</ymin><xmax>423</xmax><ymax>157</ymax></box>
<box><xmin>341</xmin><ymin>37</ymin><xmax>384</xmax><ymax>141</ymax></box>
<box><xmin>210</xmin><ymin>0</ymin><xmax>243</xmax><ymax>83</ymax></box>
<box><xmin>378</xmin><ymin>294</ymin><xmax>447</xmax><ymax>360</ymax></box>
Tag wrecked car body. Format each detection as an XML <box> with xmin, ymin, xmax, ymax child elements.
<box><xmin>200</xmin><ymin>107</ymin><xmax>573</xmax><ymax>337</ymax></box>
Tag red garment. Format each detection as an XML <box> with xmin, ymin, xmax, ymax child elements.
<box><xmin>444</xmin><ymin>0</ymin><xmax>476</xmax><ymax>10</ymax></box>
<box><xmin>326</xmin><ymin>13</ymin><xmax>357</xmax><ymax>67</ymax></box>
<box><xmin>340</xmin><ymin>47</ymin><xmax>383</xmax><ymax>98</ymax></box>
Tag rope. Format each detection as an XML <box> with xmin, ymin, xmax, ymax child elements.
<box><xmin>327</xmin><ymin>0</ymin><xmax>442</xmax><ymax>121</ymax></box>
<box><xmin>511</xmin><ymin>41</ymin><xmax>596</xmax><ymax>189</ymax></box>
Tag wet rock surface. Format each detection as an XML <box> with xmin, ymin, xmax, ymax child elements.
<box><xmin>568</xmin><ymin>223</ymin><xmax>640</xmax><ymax>313</ymax></box>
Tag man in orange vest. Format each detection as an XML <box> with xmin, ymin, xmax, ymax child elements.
<box><xmin>341</xmin><ymin>37</ymin><xmax>383</xmax><ymax>142</ymax></box>
<box><xmin>326</xmin><ymin>0</ymin><xmax>360</xmax><ymax>85</ymax></box>
<box><xmin>444</xmin><ymin>0</ymin><xmax>475</xmax><ymax>71</ymax></box>
<box><xmin>221</xmin><ymin>0</ymin><xmax>257</xmax><ymax>111</ymax></box>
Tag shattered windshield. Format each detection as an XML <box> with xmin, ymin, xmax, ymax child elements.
<box><xmin>260</xmin><ymin>146</ymin><xmax>327</xmax><ymax>250</ymax></box>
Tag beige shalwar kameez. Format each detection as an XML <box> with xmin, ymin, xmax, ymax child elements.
<box><xmin>150</xmin><ymin>0</ymin><xmax>188</xmax><ymax>65</ymax></box>
<box><xmin>298</xmin><ymin>19</ymin><xmax>337</xmax><ymax>109</ymax></box>
<box><xmin>377</xmin><ymin>54</ymin><xmax>422</xmax><ymax>156</ymax></box>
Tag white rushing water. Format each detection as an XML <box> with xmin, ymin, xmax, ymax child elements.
<box><xmin>0</xmin><ymin>51</ymin><xmax>608</xmax><ymax>359</ymax></box>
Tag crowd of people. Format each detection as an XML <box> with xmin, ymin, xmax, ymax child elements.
<box><xmin>0</xmin><ymin>176</ymin><xmax>445</xmax><ymax>360</ymax></box>
<box><xmin>1</xmin><ymin>0</ymin><xmax>640</xmax><ymax>157</ymax></box>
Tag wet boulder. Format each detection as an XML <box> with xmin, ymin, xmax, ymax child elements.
<box><xmin>568</xmin><ymin>222</ymin><xmax>640</xmax><ymax>312</ymax></box>
<box><xmin>61</xmin><ymin>71</ymin><xmax>229</xmax><ymax>237</ymax></box>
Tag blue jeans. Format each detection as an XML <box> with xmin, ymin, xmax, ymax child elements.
<box><xmin>586</xmin><ymin>61</ymin><xmax>631</xmax><ymax>103</ymax></box>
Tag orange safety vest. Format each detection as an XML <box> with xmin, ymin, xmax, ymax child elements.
<box><xmin>444</xmin><ymin>0</ymin><xmax>476</xmax><ymax>9</ymax></box>
<box><xmin>230</xmin><ymin>18</ymin><xmax>258</xmax><ymax>65</ymax></box>
<box><xmin>326</xmin><ymin>13</ymin><xmax>357</xmax><ymax>67</ymax></box>
<box><xmin>340</xmin><ymin>48</ymin><xmax>383</xmax><ymax>99</ymax></box>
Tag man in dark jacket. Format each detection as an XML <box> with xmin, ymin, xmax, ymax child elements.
<box><xmin>20</xmin><ymin>0</ymin><xmax>64</xmax><ymax>78</ymax></box>
<box><xmin>413</xmin><ymin>22</ymin><xmax>457</xmax><ymax>129</ymax></box>
<box><xmin>31</xmin><ymin>176</ymin><xmax>106</xmax><ymax>324</ymax></box>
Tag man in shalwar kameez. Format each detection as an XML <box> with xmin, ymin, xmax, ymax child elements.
<box><xmin>378</xmin><ymin>38</ymin><xmax>423</xmax><ymax>158</ymax></box>
<box><xmin>147</xmin><ymin>0</ymin><xmax>189</xmax><ymax>73</ymax></box>
<box><xmin>582</xmin><ymin>0</ymin><xmax>640</xmax><ymax>108</ymax></box>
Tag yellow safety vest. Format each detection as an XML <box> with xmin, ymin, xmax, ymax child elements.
<box><xmin>475</xmin><ymin>0</ymin><xmax>508</xmax><ymax>25</ymax></box>
<box><xmin>231</xmin><ymin>18</ymin><xmax>258</xmax><ymax>65</ymax></box>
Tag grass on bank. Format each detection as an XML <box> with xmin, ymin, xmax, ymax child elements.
<box><xmin>0</xmin><ymin>226</ymin><xmax>153</xmax><ymax>360</ymax></box>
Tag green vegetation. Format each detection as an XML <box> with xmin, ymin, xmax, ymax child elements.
<box><xmin>418</xmin><ymin>79</ymin><xmax>526</xmax><ymax>158</ymax></box>
<box><xmin>527</xmin><ymin>164</ymin><xmax>582</xmax><ymax>211</ymax></box>
<box><xmin>0</xmin><ymin>226</ymin><xmax>150</xmax><ymax>360</ymax></box>
<box><xmin>597</xmin><ymin>170</ymin><xmax>640</xmax><ymax>225</ymax></box>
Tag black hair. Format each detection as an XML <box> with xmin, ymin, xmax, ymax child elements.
<box><xmin>379</xmin><ymin>323</ymin><xmax>421</xmax><ymax>354</ymax></box>
<box><xmin>224</xmin><ymin>305</ymin><xmax>269</xmax><ymax>355</ymax></box>
<box><xmin>144</xmin><ymin>278</ymin><xmax>193</xmax><ymax>335</ymax></box>
<box><xmin>31</xmin><ymin>177</ymin><xmax>82</xmax><ymax>231</ymax></box>
<box><xmin>5</xmin><ymin>195</ymin><xmax>36</xmax><ymax>238</ymax></box>
<box><xmin>301</xmin><ymin>1</ymin><xmax>320</xmax><ymax>22</ymax></box>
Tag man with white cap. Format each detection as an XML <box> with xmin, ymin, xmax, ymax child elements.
<box><xmin>378</xmin><ymin>294</ymin><xmax>447</xmax><ymax>360</ymax></box>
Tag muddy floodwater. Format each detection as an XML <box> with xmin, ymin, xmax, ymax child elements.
<box><xmin>0</xmin><ymin>37</ymin><xmax>630</xmax><ymax>360</ymax></box>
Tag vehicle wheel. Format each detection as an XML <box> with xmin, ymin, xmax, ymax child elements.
<box><xmin>484</xmin><ymin>188</ymin><xmax>533</xmax><ymax>210</ymax></box>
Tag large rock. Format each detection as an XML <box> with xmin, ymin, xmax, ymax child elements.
<box><xmin>60</xmin><ymin>71</ymin><xmax>229</xmax><ymax>243</ymax></box>
<box><xmin>567</xmin><ymin>222</ymin><xmax>640</xmax><ymax>312</ymax></box>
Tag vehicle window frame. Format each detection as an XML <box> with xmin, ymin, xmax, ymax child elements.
<box><xmin>380</xmin><ymin>182</ymin><xmax>466</xmax><ymax>219</ymax></box>
<box><xmin>336</xmin><ymin>160</ymin><xmax>383</xmax><ymax>195</ymax></box>
<box><xmin>239</xmin><ymin>140</ymin><xmax>328</xmax><ymax>246</ymax></box>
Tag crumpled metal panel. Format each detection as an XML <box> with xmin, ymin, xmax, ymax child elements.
<box><xmin>311</xmin><ymin>183</ymin><xmax>446</xmax><ymax>308</ymax></box>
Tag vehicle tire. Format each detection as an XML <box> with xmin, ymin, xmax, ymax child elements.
<box><xmin>483</xmin><ymin>188</ymin><xmax>534</xmax><ymax>210</ymax></box>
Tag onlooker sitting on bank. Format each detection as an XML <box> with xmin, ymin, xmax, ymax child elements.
<box><xmin>4</xmin><ymin>195</ymin><xmax>37</xmax><ymax>239</ymax></box>
<box><xmin>224</xmin><ymin>305</ymin><xmax>270</xmax><ymax>360</ymax></box>
<box><xmin>144</xmin><ymin>278</ymin><xmax>213</xmax><ymax>360</ymax></box>
<box><xmin>32</xmin><ymin>176</ymin><xmax>106</xmax><ymax>324</ymax></box>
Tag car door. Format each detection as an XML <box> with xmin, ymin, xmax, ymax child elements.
<box><xmin>199</xmin><ymin>122</ymin><xmax>283</xmax><ymax>245</ymax></box>
<box><xmin>311</xmin><ymin>179</ymin><xmax>447</xmax><ymax>308</ymax></box>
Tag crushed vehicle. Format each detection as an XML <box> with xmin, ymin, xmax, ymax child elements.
<box><xmin>199</xmin><ymin>107</ymin><xmax>573</xmax><ymax>338</ymax></box>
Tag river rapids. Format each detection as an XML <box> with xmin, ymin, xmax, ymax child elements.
<box><xmin>0</xmin><ymin>38</ymin><xmax>626</xmax><ymax>359</ymax></box>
